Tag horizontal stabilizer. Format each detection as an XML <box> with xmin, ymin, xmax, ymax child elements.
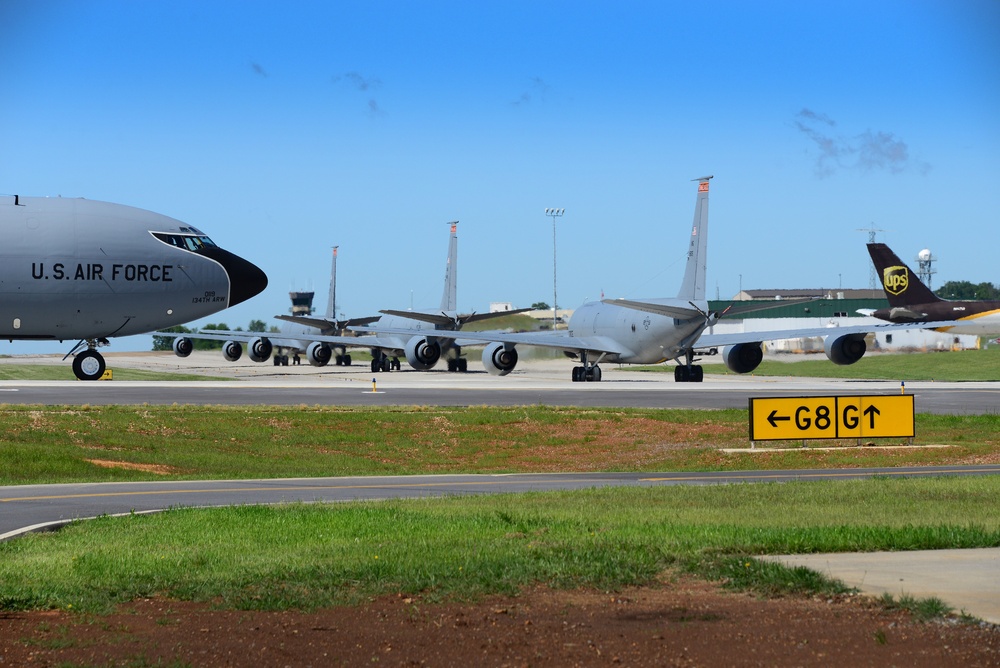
<box><xmin>376</xmin><ymin>307</ymin><xmax>535</xmax><ymax>329</ymax></box>
<box><xmin>378</xmin><ymin>309</ymin><xmax>456</xmax><ymax>327</ymax></box>
<box><xmin>600</xmin><ymin>298</ymin><xmax>702</xmax><ymax>320</ymax></box>
<box><xmin>275</xmin><ymin>314</ymin><xmax>381</xmax><ymax>331</ymax></box>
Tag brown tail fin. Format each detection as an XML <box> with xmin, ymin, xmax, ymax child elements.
<box><xmin>866</xmin><ymin>243</ymin><xmax>940</xmax><ymax>308</ymax></box>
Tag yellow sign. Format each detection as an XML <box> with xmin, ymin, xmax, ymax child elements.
<box><xmin>749</xmin><ymin>395</ymin><xmax>914</xmax><ymax>441</ymax></box>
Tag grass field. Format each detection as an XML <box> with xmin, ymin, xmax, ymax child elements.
<box><xmin>2</xmin><ymin>477</ymin><xmax>998</xmax><ymax>612</ymax></box>
<box><xmin>1</xmin><ymin>348</ymin><xmax>996</xmax><ymax>617</ymax></box>
<box><xmin>1</xmin><ymin>405</ymin><xmax>997</xmax><ymax>486</ymax></box>
<box><xmin>631</xmin><ymin>344</ymin><xmax>1000</xmax><ymax>381</ymax></box>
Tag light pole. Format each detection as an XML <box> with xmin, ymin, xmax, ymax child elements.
<box><xmin>544</xmin><ymin>207</ymin><xmax>564</xmax><ymax>328</ymax></box>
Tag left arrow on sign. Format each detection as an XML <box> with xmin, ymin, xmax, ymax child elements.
<box><xmin>767</xmin><ymin>410</ymin><xmax>791</xmax><ymax>428</ymax></box>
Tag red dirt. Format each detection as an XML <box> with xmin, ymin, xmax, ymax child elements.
<box><xmin>2</xmin><ymin>577</ymin><xmax>997</xmax><ymax>667</ymax></box>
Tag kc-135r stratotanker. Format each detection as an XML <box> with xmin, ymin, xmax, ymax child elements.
<box><xmin>1</xmin><ymin>195</ymin><xmax>267</xmax><ymax>379</ymax></box>
<box><xmin>358</xmin><ymin>177</ymin><xmax>962</xmax><ymax>382</ymax></box>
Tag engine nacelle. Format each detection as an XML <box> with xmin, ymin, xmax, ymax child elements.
<box><xmin>222</xmin><ymin>340</ymin><xmax>243</xmax><ymax>362</ymax></box>
<box><xmin>824</xmin><ymin>333</ymin><xmax>867</xmax><ymax>365</ymax></box>
<box><xmin>404</xmin><ymin>336</ymin><xmax>441</xmax><ymax>370</ymax></box>
<box><xmin>248</xmin><ymin>337</ymin><xmax>273</xmax><ymax>363</ymax></box>
<box><xmin>482</xmin><ymin>341</ymin><xmax>518</xmax><ymax>376</ymax></box>
<box><xmin>172</xmin><ymin>336</ymin><xmax>194</xmax><ymax>358</ymax></box>
<box><xmin>307</xmin><ymin>341</ymin><xmax>332</xmax><ymax>367</ymax></box>
<box><xmin>722</xmin><ymin>342</ymin><xmax>764</xmax><ymax>374</ymax></box>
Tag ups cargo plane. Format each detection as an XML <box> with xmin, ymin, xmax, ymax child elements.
<box><xmin>865</xmin><ymin>243</ymin><xmax>1000</xmax><ymax>334</ymax></box>
<box><xmin>1</xmin><ymin>195</ymin><xmax>267</xmax><ymax>379</ymax></box>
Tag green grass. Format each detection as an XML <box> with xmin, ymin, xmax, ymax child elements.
<box><xmin>1</xmin><ymin>476</ymin><xmax>997</xmax><ymax>612</ymax></box>
<box><xmin>0</xmin><ymin>365</ymin><xmax>229</xmax><ymax>381</ymax></box>
<box><xmin>630</xmin><ymin>345</ymin><xmax>1000</xmax><ymax>381</ymax></box>
<box><xmin>0</xmin><ymin>405</ymin><xmax>997</xmax><ymax>485</ymax></box>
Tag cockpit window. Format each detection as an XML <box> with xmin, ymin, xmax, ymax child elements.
<box><xmin>152</xmin><ymin>232</ymin><xmax>219</xmax><ymax>252</ymax></box>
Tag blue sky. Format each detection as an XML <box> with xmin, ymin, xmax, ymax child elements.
<box><xmin>2</xmin><ymin>1</ymin><xmax>998</xmax><ymax>353</ymax></box>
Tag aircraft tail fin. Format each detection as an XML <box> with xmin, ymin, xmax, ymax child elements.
<box><xmin>440</xmin><ymin>221</ymin><xmax>458</xmax><ymax>312</ymax></box>
<box><xmin>325</xmin><ymin>246</ymin><xmax>338</xmax><ymax>320</ymax></box>
<box><xmin>867</xmin><ymin>243</ymin><xmax>940</xmax><ymax>308</ymax></box>
<box><xmin>676</xmin><ymin>176</ymin><xmax>712</xmax><ymax>301</ymax></box>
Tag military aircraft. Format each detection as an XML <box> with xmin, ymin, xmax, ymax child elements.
<box><xmin>1</xmin><ymin>195</ymin><xmax>267</xmax><ymax>379</ymax></box>
<box><xmin>279</xmin><ymin>222</ymin><xmax>531</xmax><ymax>372</ymax></box>
<box><xmin>160</xmin><ymin>223</ymin><xmax>527</xmax><ymax>372</ymax></box>
<box><xmin>359</xmin><ymin>177</ymin><xmax>961</xmax><ymax>382</ymax></box>
<box><xmin>862</xmin><ymin>243</ymin><xmax>1000</xmax><ymax>334</ymax></box>
<box><xmin>157</xmin><ymin>245</ymin><xmax>379</xmax><ymax>367</ymax></box>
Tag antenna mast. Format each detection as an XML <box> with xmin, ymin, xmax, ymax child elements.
<box><xmin>856</xmin><ymin>223</ymin><xmax>887</xmax><ymax>289</ymax></box>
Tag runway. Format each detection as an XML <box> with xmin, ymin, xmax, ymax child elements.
<box><xmin>0</xmin><ymin>352</ymin><xmax>997</xmax><ymax>412</ymax></box>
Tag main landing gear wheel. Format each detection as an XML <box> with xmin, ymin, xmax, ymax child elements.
<box><xmin>72</xmin><ymin>350</ymin><xmax>106</xmax><ymax>381</ymax></box>
<box><xmin>674</xmin><ymin>365</ymin><xmax>704</xmax><ymax>383</ymax></box>
<box><xmin>571</xmin><ymin>365</ymin><xmax>602</xmax><ymax>382</ymax></box>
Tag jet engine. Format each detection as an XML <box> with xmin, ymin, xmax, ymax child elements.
<box><xmin>824</xmin><ymin>333</ymin><xmax>867</xmax><ymax>365</ymax></box>
<box><xmin>306</xmin><ymin>341</ymin><xmax>332</xmax><ymax>367</ymax></box>
<box><xmin>222</xmin><ymin>340</ymin><xmax>243</xmax><ymax>362</ymax></box>
<box><xmin>482</xmin><ymin>341</ymin><xmax>519</xmax><ymax>376</ymax></box>
<box><xmin>404</xmin><ymin>336</ymin><xmax>441</xmax><ymax>370</ymax></box>
<box><xmin>172</xmin><ymin>336</ymin><xmax>194</xmax><ymax>358</ymax></box>
<box><xmin>722</xmin><ymin>342</ymin><xmax>763</xmax><ymax>374</ymax></box>
<box><xmin>248</xmin><ymin>337</ymin><xmax>273</xmax><ymax>363</ymax></box>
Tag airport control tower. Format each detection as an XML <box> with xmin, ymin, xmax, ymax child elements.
<box><xmin>288</xmin><ymin>291</ymin><xmax>315</xmax><ymax>316</ymax></box>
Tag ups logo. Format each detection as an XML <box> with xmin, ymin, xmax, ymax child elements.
<box><xmin>883</xmin><ymin>266</ymin><xmax>909</xmax><ymax>295</ymax></box>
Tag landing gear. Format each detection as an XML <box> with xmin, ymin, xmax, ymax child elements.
<box><xmin>370</xmin><ymin>351</ymin><xmax>401</xmax><ymax>372</ymax></box>
<box><xmin>570</xmin><ymin>351</ymin><xmax>603</xmax><ymax>382</ymax></box>
<box><xmin>446</xmin><ymin>346</ymin><xmax>468</xmax><ymax>372</ymax></box>
<box><xmin>72</xmin><ymin>349</ymin><xmax>106</xmax><ymax>381</ymax></box>
<box><xmin>673</xmin><ymin>351</ymin><xmax>704</xmax><ymax>383</ymax></box>
<box><xmin>335</xmin><ymin>354</ymin><xmax>353</xmax><ymax>366</ymax></box>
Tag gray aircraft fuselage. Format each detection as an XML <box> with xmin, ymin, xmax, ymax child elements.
<box><xmin>565</xmin><ymin>299</ymin><xmax>708</xmax><ymax>365</ymax></box>
<box><xmin>1</xmin><ymin>196</ymin><xmax>267</xmax><ymax>342</ymax></box>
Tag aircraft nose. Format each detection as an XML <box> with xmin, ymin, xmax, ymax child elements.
<box><xmin>200</xmin><ymin>247</ymin><xmax>269</xmax><ymax>306</ymax></box>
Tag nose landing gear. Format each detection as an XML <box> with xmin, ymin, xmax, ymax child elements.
<box><xmin>67</xmin><ymin>339</ymin><xmax>109</xmax><ymax>380</ymax></box>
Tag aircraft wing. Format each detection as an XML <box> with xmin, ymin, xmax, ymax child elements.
<box><xmin>153</xmin><ymin>328</ymin><xmax>388</xmax><ymax>351</ymax></box>
<box><xmin>353</xmin><ymin>325</ymin><xmax>633</xmax><ymax>357</ymax></box>
<box><xmin>694</xmin><ymin>320</ymin><xmax>965</xmax><ymax>349</ymax></box>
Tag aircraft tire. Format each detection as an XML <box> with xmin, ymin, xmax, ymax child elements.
<box><xmin>691</xmin><ymin>365</ymin><xmax>704</xmax><ymax>383</ymax></box>
<box><xmin>587</xmin><ymin>366</ymin><xmax>602</xmax><ymax>382</ymax></box>
<box><xmin>344</xmin><ymin>354</ymin><xmax>352</xmax><ymax>366</ymax></box>
<box><xmin>371</xmin><ymin>359</ymin><xmax>380</xmax><ymax>373</ymax></box>
<box><xmin>458</xmin><ymin>358</ymin><xmax>468</xmax><ymax>372</ymax></box>
<box><xmin>571</xmin><ymin>367</ymin><xmax>583</xmax><ymax>382</ymax></box>
<box><xmin>73</xmin><ymin>350</ymin><xmax>106</xmax><ymax>381</ymax></box>
<box><xmin>674</xmin><ymin>365</ymin><xmax>690</xmax><ymax>383</ymax></box>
